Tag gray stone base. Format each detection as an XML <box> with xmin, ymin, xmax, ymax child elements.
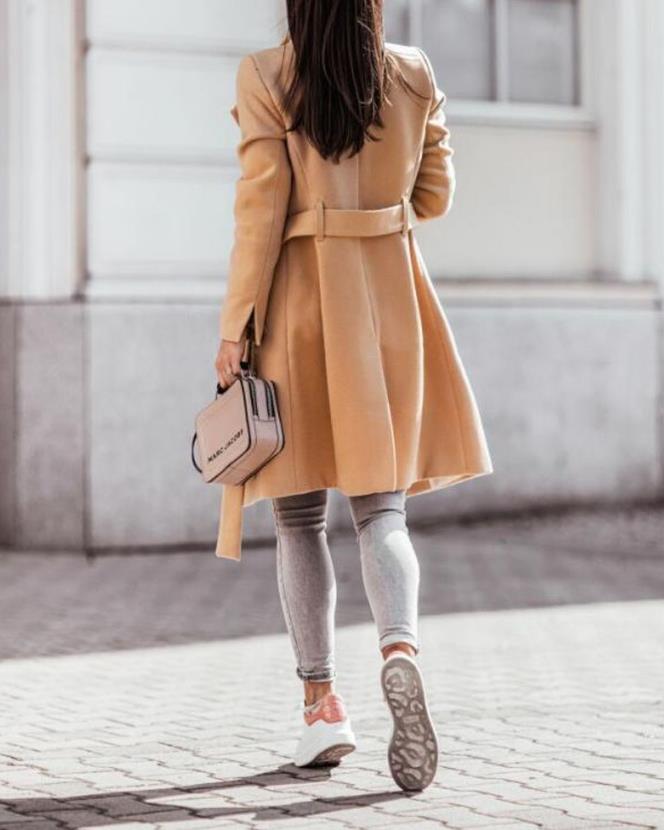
<box><xmin>1</xmin><ymin>294</ymin><xmax>662</xmax><ymax>551</ymax></box>
<box><xmin>0</xmin><ymin>301</ymin><xmax>85</xmax><ymax>549</ymax></box>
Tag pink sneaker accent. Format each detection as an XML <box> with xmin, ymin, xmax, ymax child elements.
<box><xmin>295</xmin><ymin>692</ymin><xmax>356</xmax><ymax>766</ymax></box>
<box><xmin>303</xmin><ymin>693</ymin><xmax>347</xmax><ymax>727</ymax></box>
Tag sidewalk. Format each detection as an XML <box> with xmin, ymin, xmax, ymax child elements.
<box><xmin>1</xmin><ymin>507</ymin><xmax>663</xmax><ymax>829</ymax></box>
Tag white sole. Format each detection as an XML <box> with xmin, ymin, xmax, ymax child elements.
<box><xmin>381</xmin><ymin>654</ymin><xmax>439</xmax><ymax>791</ymax></box>
<box><xmin>293</xmin><ymin>721</ymin><xmax>357</xmax><ymax>768</ymax></box>
<box><xmin>297</xmin><ymin>741</ymin><xmax>356</xmax><ymax>767</ymax></box>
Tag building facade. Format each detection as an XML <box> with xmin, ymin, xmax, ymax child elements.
<box><xmin>1</xmin><ymin>0</ymin><xmax>663</xmax><ymax>551</ymax></box>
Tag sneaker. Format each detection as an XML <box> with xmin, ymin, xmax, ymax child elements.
<box><xmin>293</xmin><ymin>692</ymin><xmax>357</xmax><ymax>767</ymax></box>
<box><xmin>381</xmin><ymin>652</ymin><xmax>439</xmax><ymax>791</ymax></box>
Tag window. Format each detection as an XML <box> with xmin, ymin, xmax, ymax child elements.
<box><xmin>384</xmin><ymin>0</ymin><xmax>580</xmax><ymax>107</ymax></box>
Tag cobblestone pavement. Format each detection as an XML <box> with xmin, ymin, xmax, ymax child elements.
<box><xmin>1</xmin><ymin>507</ymin><xmax>663</xmax><ymax>830</ymax></box>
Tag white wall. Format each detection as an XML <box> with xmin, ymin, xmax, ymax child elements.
<box><xmin>86</xmin><ymin>0</ymin><xmax>286</xmax><ymax>51</ymax></box>
<box><xmin>84</xmin><ymin>0</ymin><xmax>600</xmax><ymax>298</ymax></box>
<box><xmin>1</xmin><ymin>0</ymin><xmax>657</xmax><ymax>298</ymax></box>
<box><xmin>0</xmin><ymin>0</ymin><xmax>9</xmax><ymax>295</ymax></box>
<box><xmin>1</xmin><ymin>0</ymin><xmax>82</xmax><ymax>300</ymax></box>
<box><xmin>86</xmin><ymin>48</ymin><xmax>241</xmax><ymax>285</ymax></box>
<box><xmin>85</xmin><ymin>0</ymin><xmax>286</xmax><ymax>297</ymax></box>
<box><xmin>420</xmin><ymin>124</ymin><xmax>598</xmax><ymax>279</ymax></box>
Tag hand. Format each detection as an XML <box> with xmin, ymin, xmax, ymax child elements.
<box><xmin>215</xmin><ymin>337</ymin><xmax>245</xmax><ymax>389</ymax></box>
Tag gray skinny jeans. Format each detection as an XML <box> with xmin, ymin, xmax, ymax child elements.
<box><xmin>271</xmin><ymin>489</ymin><xmax>420</xmax><ymax>682</ymax></box>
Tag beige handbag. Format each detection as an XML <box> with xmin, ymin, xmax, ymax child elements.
<box><xmin>191</xmin><ymin>337</ymin><xmax>284</xmax><ymax>485</ymax></box>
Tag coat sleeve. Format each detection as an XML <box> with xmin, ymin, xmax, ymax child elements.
<box><xmin>410</xmin><ymin>49</ymin><xmax>456</xmax><ymax>221</ymax></box>
<box><xmin>219</xmin><ymin>55</ymin><xmax>292</xmax><ymax>343</ymax></box>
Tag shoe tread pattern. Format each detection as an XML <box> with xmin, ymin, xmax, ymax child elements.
<box><xmin>307</xmin><ymin>742</ymin><xmax>355</xmax><ymax>767</ymax></box>
<box><xmin>382</xmin><ymin>657</ymin><xmax>438</xmax><ymax>791</ymax></box>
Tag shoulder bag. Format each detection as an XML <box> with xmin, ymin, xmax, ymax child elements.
<box><xmin>190</xmin><ymin>328</ymin><xmax>284</xmax><ymax>485</ymax></box>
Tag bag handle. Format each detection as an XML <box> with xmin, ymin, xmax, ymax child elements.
<box><xmin>191</xmin><ymin>319</ymin><xmax>257</xmax><ymax>475</ymax></box>
<box><xmin>191</xmin><ymin>432</ymin><xmax>202</xmax><ymax>473</ymax></box>
<box><xmin>241</xmin><ymin>317</ymin><xmax>257</xmax><ymax>375</ymax></box>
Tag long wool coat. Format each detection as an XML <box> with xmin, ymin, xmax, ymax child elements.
<box><xmin>215</xmin><ymin>39</ymin><xmax>493</xmax><ymax>560</ymax></box>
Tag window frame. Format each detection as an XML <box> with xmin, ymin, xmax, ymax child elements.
<box><xmin>401</xmin><ymin>0</ymin><xmax>595</xmax><ymax>131</ymax></box>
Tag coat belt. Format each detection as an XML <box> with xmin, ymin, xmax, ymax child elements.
<box><xmin>216</xmin><ymin>483</ymin><xmax>245</xmax><ymax>561</ymax></box>
<box><xmin>283</xmin><ymin>197</ymin><xmax>416</xmax><ymax>243</ymax></box>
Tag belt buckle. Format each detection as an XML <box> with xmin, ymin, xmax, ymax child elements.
<box><xmin>401</xmin><ymin>196</ymin><xmax>409</xmax><ymax>236</ymax></box>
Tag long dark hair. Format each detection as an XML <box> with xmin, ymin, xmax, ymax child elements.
<box><xmin>283</xmin><ymin>0</ymin><xmax>402</xmax><ymax>163</ymax></box>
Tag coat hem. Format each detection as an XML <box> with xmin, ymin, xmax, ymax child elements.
<box><xmin>242</xmin><ymin>466</ymin><xmax>494</xmax><ymax>508</ymax></box>
<box><xmin>215</xmin><ymin>466</ymin><xmax>493</xmax><ymax>560</ymax></box>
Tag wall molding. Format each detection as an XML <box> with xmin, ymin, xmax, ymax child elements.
<box><xmin>0</xmin><ymin>1</ymin><xmax>9</xmax><ymax>296</ymax></box>
<box><xmin>88</xmin><ymin>262</ymin><xmax>225</xmax><ymax>280</ymax></box>
<box><xmin>434</xmin><ymin>277</ymin><xmax>659</xmax><ymax>309</ymax></box>
<box><xmin>85</xmin><ymin>274</ymin><xmax>225</xmax><ymax>300</ymax></box>
<box><xmin>5</xmin><ymin>0</ymin><xmax>85</xmax><ymax>299</ymax></box>
<box><xmin>86</xmin><ymin>43</ymin><xmax>243</xmax><ymax>70</ymax></box>
<box><xmin>84</xmin><ymin>274</ymin><xmax>661</xmax><ymax>310</ymax></box>
<box><xmin>86</xmin><ymin>148</ymin><xmax>237</xmax><ymax>168</ymax></box>
<box><xmin>642</xmin><ymin>0</ymin><xmax>664</xmax><ymax>286</ymax></box>
<box><xmin>85</xmin><ymin>35</ymin><xmax>273</xmax><ymax>58</ymax></box>
<box><xmin>594</xmin><ymin>0</ymin><xmax>664</xmax><ymax>285</ymax></box>
<box><xmin>446</xmin><ymin>101</ymin><xmax>595</xmax><ymax>131</ymax></box>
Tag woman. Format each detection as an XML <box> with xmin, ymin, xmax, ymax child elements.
<box><xmin>214</xmin><ymin>0</ymin><xmax>492</xmax><ymax>791</ymax></box>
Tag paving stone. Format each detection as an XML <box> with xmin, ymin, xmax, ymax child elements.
<box><xmin>595</xmin><ymin>813</ymin><xmax>664</xmax><ymax>828</ymax></box>
<box><xmin>1</xmin><ymin>508</ymin><xmax>663</xmax><ymax>829</ymax></box>
<box><xmin>0</xmin><ymin>807</ymin><xmax>35</xmax><ymax>824</ymax></box>
<box><xmin>0</xmin><ymin>823</ymin><xmax>69</xmax><ymax>830</ymax></box>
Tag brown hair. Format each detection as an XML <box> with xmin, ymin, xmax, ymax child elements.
<box><xmin>282</xmin><ymin>0</ymin><xmax>405</xmax><ymax>163</ymax></box>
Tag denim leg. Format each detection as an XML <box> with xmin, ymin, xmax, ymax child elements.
<box><xmin>349</xmin><ymin>490</ymin><xmax>420</xmax><ymax>653</ymax></box>
<box><xmin>272</xmin><ymin>489</ymin><xmax>336</xmax><ymax>682</ymax></box>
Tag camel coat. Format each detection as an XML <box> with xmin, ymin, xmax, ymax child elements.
<box><xmin>215</xmin><ymin>40</ymin><xmax>493</xmax><ymax>560</ymax></box>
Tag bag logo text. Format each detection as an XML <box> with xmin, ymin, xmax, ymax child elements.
<box><xmin>208</xmin><ymin>428</ymin><xmax>244</xmax><ymax>463</ymax></box>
